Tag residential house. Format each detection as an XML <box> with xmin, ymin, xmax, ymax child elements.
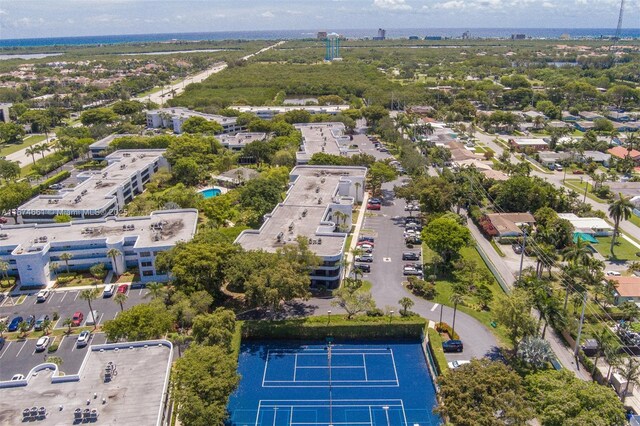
<box><xmin>508</xmin><ymin>138</ymin><xmax>548</xmax><ymax>152</ymax></box>
<box><xmin>562</xmin><ymin>111</ymin><xmax>579</xmax><ymax>122</ymax></box>
<box><xmin>538</xmin><ymin>151</ymin><xmax>572</xmax><ymax>169</ymax></box>
<box><xmin>579</xmin><ymin>111</ymin><xmax>604</xmax><ymax>121</ymax></box>
<box><xmin>608</xmin><ymin>275</ymin><xmax>640</xmax><ymax>306</ymax></box>
<box><xmin>484</xmin><ymin>213</ymin><xmax>536</xmax><ymax>238</ymax></box>
<box><xmin>608</xmin><ymin>146</ymin><xmax>640</xmax><ymax>163</ymax></box>
<box><xmin>580</xmin><ymin>150</ymin><xmax>611</xmax><ymax>167</ymax></box>
<box><xmin>557</xmin><ymin>213</ymin><xmax>614</xmax><ymax>237</ymax></box>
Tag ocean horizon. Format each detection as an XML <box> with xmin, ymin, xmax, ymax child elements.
<box><xmin>1</xmin><ymin>27</ymin><xmax>639</xmax><ymax>48</ymax></box>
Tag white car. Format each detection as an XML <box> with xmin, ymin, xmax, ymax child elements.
<box><xmin>35</xmin><ymin>336</ymin><xmax>50</xmax><ymax>352</ymax></box>
<box><xmin>11</xmin><ymin>374</ymin><xmax>25</xmax><ymax>381</ymax></box>
<box><xmin>447</xmin><ymin>360</ymin><xmax>471</xmax><ymax>369</ymax></box>
<box><xmin>606</xmin><ymin>271</ymin><xmax>621</xmax><ymax>276</ymax></box>
<box><xmin>36</xmin><ymin>290</ymin><xmax>50</xmax><ymax>303</ymax></box>
<box><xmin>77</xmin><ymin>331</ymin><xmax>91</xmax><ymax>348</ymax></box>
<box><xmin>102</xmin><ymin>284</ymin><xmax>115</xmax><ymax>297</ymax></box>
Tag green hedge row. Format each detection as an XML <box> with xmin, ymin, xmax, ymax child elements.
<box><xmin>35</xmin><ymin>170</ymin><xmax>70</xmax><ymax>194</ymax></box>
<box><xmin>241</xmin><ymin>315</ymin><xmax>427</xmax><ymax>341</ymax></box>
<box><xmin>427</xmin><ymin>328</ymin><xmax>448</xmax><ymax>376</ymax></box>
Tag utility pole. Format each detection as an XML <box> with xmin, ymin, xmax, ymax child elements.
<box><xmin>574</xmin><ymin>291</ymin><xmax>588</xmax><ymax>367</ymax></box>
<box><xmin>518</xmin><ymin>225</ymin><xmax>528</xmax><ymax>280</ymax></box>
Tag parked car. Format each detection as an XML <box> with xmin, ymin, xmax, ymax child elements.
<box><xmin>0</xmin><ymin>217</ymin><xmax>7</xmax><ymax>224</ymax></box>
<box><xmin>354</xmin><ymin>263</ymin><xmax>371</xmax><ymax>273</ymax></box>
<box><xmin>7</xmin><ymin>316</ymin><xmax>23</xmax><ymax>332</ymax></box>
<box><xmin>35</xmin><ymin>336</ymin><xmax>50</xmax><ymax>352</ymax></box>
<box><xmin>442</xmin><ymin>339</ymin><xmax>464</xmax><ymax>353</ymax></box>
<box><xmin>367</xmin><ymin>203</ymin><xmax>381</xmax><ymax>211</ymax></box>
<box><xmin>512</xmin><ymin>244</ymin><xmax>523</xmax><ymax>254</ymax></box>
<box><xmin>403</xmin><ymin>265</ymin><xmax>422</xmax><ymax>276</ymax></box>
<box><xmin>358</xmin><ymin>236</ymin><xmax>375</xmax><ymax>243</ymax></box>
<box><xmin>0</xmin><ymin>337</ymin><xmax>5</xmax><ymax>351</ymax></box>
<box><xmin>369</xmin><ymin>198</ymin><xmax>382</xmax><ymax>205</ymax></box>
<box><xmin>356</xmin><ymin>241</ymin><xmax>375</xmax><ymax>247</ymax></box>
<box><xmin>24</xmin><ymin>315</ymin><xmax>35</xmax><ymax>330</ymax></box>
<box><xmin>379</xmin><ymin>147</ymin><xmax>389</xmax><ymax>153</ymax></box>
<box><xmin>448</xmin><ymin>360</ymin><xmax>471</xmax><ymax>369</ymax></box>
<box><xmin>355</xmin><ymin>254</ymin><xmax>374</xmax><ymax>263</ymax></box>
<box><xmin>71</xmin><ymin>311</ymin><xmax>84</xmax><ymax>327</ymax></box>
<box><xmin>77</xmin><ymin>331</ymin><xmax>91</xmax><ymax>348</ymax></box>
<box><xmin>102</xmin><ymin>284</ymin><xmax>115</xmax><ymax>298</ymax></box>
<box><xmin>11</xmin><ymin>374</ymin><xmax>25</xmax><ymax>381</ymax></box>
<box><xmin>606</xmin><ymin>270</ymin><xmax>621</xmax><ymax>276</ymax></box>
<box><xmin>117</xmin><ymin>284</ymin><xmax>128</xmax><ymax>294</ymax></box>
<box><xmin>85</xmin><ymin>310</ymin><xmax>99</xmax><ymax>326</ymax></box>
<box><xmin>36</xmin><ymin>290</ymin><xmax>50</xmax><ymax>303</ymax></box>
<box><xmin>554</xmin><ymin>163</ymin><xmax>563</xmax><ymax>171</ymax></box>
<box><xmin>357</xmin><ymin>243</ymin><xmax>374</xmax><ymax>253</ymax></box>
<box><xmin>49</xmin><ymin>183</ymin><xmax>63</xmax><ymax>190</ymax></box>
<box><xmin>402</xmin><ymin>252</ymin><xmax>420</xmax><ymax>261</ymax></box>
<box><xmin>34</xmin><ymin>315</ymin><xmax>50</xmax><ymax>331</ymax></box>
<box><xmin>572</xmin><ymin>170</ymin><xmax>584</xmax><ymax>175</ymax></box>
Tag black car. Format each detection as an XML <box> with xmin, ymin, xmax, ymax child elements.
<box><xmin>369</xmin><ymin>198</ymin><xmax>382</xmax><ymax>205</ymax></box>
<box><xmin>402</xmin><ymin>252</ymin><xmax>420</xmax><ymax>261</ymax></box>
<box><xmin>0</xmin><ymin>337</ymin><xmax>5</xmax><ymax>351</ymax></box>
<box><xmin>358</xmin><ymin>236</ymin><xmax>375</xmax><ymax>243</ymax></box>
<box><xmin>442</xmin><ymin>339</ymin><xmax>464</xmax><ymax>353</ymax></box>
<box><xmin>24</xmin><ymin>315</ymin><xmax>35</xmax><ymax>330</ymax></box>
<box><xmin>354</xmin><ymin>263</ymin><xmax>371</xmax><ymax>273</ymax></box>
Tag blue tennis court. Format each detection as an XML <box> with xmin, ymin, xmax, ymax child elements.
<box><xmin>227</xmin><ymin>341</ymin><xmax>441</xmax><ymax>426</ymax></box>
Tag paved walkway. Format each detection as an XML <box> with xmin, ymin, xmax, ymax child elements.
<box><xmin>342</xmin><ymin>192</ymin><xmax>369</xmax><ymax>279</ymax></box>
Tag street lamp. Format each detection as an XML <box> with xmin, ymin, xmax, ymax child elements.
<box><xmin>388</xmin><ymin>310</ymin><xmax>394</xmax><ymax>324</ymax></box>
<box><xmin>327</xmin><ymin>310</ymin><xmax>331</xmax><ymax>325</ymax></box>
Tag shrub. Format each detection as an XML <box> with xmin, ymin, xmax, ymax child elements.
<box><xmin>427</xmin><ymin>328</ymin><xmax>448</xmax><ymax>376</ymax></box>
<box><xmin>435</xmin><ymin>322</ymin><xmax>460</xmax><ymax>340</ymax></box>
<box><xmin>56</xmin><ymin>273</ymin><xmax>76</xmax><ymax>285</ymax></box>
<box><xmin>33</xmin><ymin>153</ymin><xmax>71</xmax><ymax>176</ymax></box>
<box><xmin>366</xmin><ymin>308</ymin><xmax>384</xmax><ymax>317</ymax></box>
<box><xmin>406</xmin><ymin>277</ymin><xmax>437</xmax><ymax>299</ymax></box>
<box><xmin>242</xmin><ymin>316</ymin><xmax>426</xmax><ymax>341</ymax></box>
<box><xmin>47</xmin><ymin>343</ymin><xmax>59</xmax><ymax>353</ymax></box>
<box><xmin>35</xmin><ymin>170</ymin><xmax>70</xmax><ymax>193</ymax></box>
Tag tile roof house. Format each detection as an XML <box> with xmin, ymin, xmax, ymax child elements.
<box><xmin>608</xmin><ymin>146</ymin><xmax>640</xmax><ymax>162</ymax></box>
<box><xmin>484</xmin><ymin>213</ymin><xmax>536</xmax><ymax>238</ymax></box>
<box><xmin>608</xmin><ymin>275</ymin><xmax>640</xmax><ymax>306</ymax></box>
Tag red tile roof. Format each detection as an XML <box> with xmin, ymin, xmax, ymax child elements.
<box><xmin>609</xmin><ymin>275</ymin><xmax>640</xmax><ymax>298</ymax></box>
<box><xmin>608</xmin><ymin>146</ymin><xmax>640</xmax><ymax>160</ymax></box>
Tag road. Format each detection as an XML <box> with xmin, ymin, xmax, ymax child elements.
<box><xmin>5</xmin><ymin>134</ymin><xmax>56</xmax><ymax>169</ymax></box>
<box><xmin>135</xmin><ymin>40</ymin><xmax>286</xmax><ymax>106</ymax></box>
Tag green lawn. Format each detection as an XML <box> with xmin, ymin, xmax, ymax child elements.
<box><xmin>423</xmin><ymin>244</ymin><xmax>511</xmax><ymax>346</ymax></box>
<box><xmin>592</xmin><ymin>236</ymin><xmax>640</xmax><ymax>261</ymax></box>
<box><xmin>0</xmin><ymin>134</ymin><xmax>46</xmax><ymax>157</ymax></box>
<box><xmin>563</xmin><ymin>179</ymin><xmax>607</xmax><ymax>203</ymax></box>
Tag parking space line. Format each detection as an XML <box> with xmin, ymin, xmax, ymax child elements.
<box><xmin>113</xmin><ymin>312</ymin><xmax>119</xmax><ymax>320</ymax></box>
<box><xmin>0</xmin><ymin>341</ymin><xmax>11</xmax><ymax>359</ymax></box>
<box><xmin>96</xmin><ymin>313</ymin><xmax>104</xmax><ymax>326</ymax></box>
<box><xmin>15</xmin><ymin>340</ymin><xmax>27</xmax><ymax>357</ymax></box>
<box><xmin>60</xmin><ymin>291</ymin><xmax>68</xmax><ymax>302</ymax></box>
<box><xmin>431</xmin><ymin>303</ymin><xmax>439</xmax><ymax>312</ymax></box>
<box><xmin>73</xmin><ymin>291</ymin><xmax>80</xmax><ymax>301</ymax></box>
<box><xmin>138</xmin><ymin>288</ymin><xmax>144</xmax><ymax>296</ymax></box>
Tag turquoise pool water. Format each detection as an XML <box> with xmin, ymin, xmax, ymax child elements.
<box><xmin>199</xmin><ymin>188</ymin><xmax>221</xmax><ymax>199</ymax></box>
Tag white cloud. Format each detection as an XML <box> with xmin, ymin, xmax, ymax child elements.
<box><xmin>433</xmin><ymin>1</ymin><xmax>465</xmax><ymax>9</ymax></box>
<box><xmin>373</xmin><ymin>0</ymin><xmax>412</xmax><ymax>11</ymax></box>
<box><xmin>542</xmin><ymin>1</ymin><xmax>555</xmax><ymax>7</ymax></box>
<box><xmin>261</xmin><ymin>11</ymin><xmax>275</xmax><ymax>18</ymax></box>
<box><xmin>0</xmin><ymin>8</ymin><xmax>7</xmax><ymax>15</ymax></box>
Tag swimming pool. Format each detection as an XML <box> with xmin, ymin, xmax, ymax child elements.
<box><xmin>199</xmin><ymin>188</ymin><xmax>221</xmax><ymax>199</ymax></box>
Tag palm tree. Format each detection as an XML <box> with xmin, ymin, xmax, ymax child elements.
<box><xmin>450</xmin><ymin>292</ymin><xmax>465</xmax><ymax>337</ymax></box>
<box><xmin>619</xmin><ymin>357</ymin><xmax>640</xmax><ymax>403</ymax></box>
<box><xmin>25</xmin><ymin>147</ymin><xmax>38</xmax><ymax>165</ymax></box>
<box><xmin>0</xmin><ymin>260</ymin><xmax>9</xmax><ymax>283</ymax></box>
<box><xmin>62</xmin><ymin>318</ymin><xmax>73</xmax><ymax>334</ymax></box>
<box><xmin>37</xmin><ymin>143</ymin><xmax>50</xmax><ymax>159</ymax></box>
<box><xmin>41</xmin><ymin>319</ymin><xmax>52</xmax><ymax>335</ymax></box>
<box><xmin>113</xmin><ymin>291</ymin><xmax>128</xmax><ymax>312</ymax></box>
<box><xmin>608</xmin><ymin>193</ymin><xmax>634</xmax><ymax>256</ymax></box>
<box><xmin>144</xmin><ymin>282</ymin><xmax>165</xmax><ymax>300</ymax></box>
<box><xmin>49</xmin><ymin>262</ymin><xmax>59</xmax><ymax>280</ymax></box>
<box><xmin>59</xmin><ymin>253</ymin><xmax>73</xmax><ymax>274</ymax></box>
<box><xmin>79</xmin><ymin>288</ymin><xmax>100</xmax><ymax>329</ymax></box>
<box><xmin>354</xmin><ymin>182</ymin><xmax>362</xmax><ymax>204</ymax></box>
<box><xmin>333</xmin><ymin>211</ymin><xmax>347</xmax><ymax>232</ymax></box>
<box><xmin>18</xmin><ymin>321</ymin><xmax>30</xmax><ymax>338</ymax></box>
<box><xmin>627</xmin><ymin>261</ymin><xmax>640</xmax><ymax>275</ymax></box>
<box><xmin>590</xmin><ymin>328</ymin><xmax>614</xmax><ymax>377</ymax></box>
<box><xmin>605</xmin><ymin>346</ymin><xmax>623</xmax><ymax>381</ymax></box>
<box><xmin>561</xmin><ymin>238</ymin><xmax>593</xmax><ymax>267</ymax></box>
<box><xmin>106</xmin><ymin>248</ymin><xmax>122</xmax><ymax>276</ymax></box>
<box><xmin>518</xmin><ymin>336</ymin><xmax>554</xmax><ymax>371</ymax></box>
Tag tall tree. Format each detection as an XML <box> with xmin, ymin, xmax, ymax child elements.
<box><xmin>608</xmin><ymin>193</ymin><xmax>634</xmax><ymax>256</ymax></box>
<box><xmin>59</xmin><ymin>252</ymin><xmax>73</xmax><ymax>274</ymax></box>
<box><xmin>437</xmin><ymin>359</ymin><xmax>534</xmax><ymax>425</ymax></box>
<box><xmin>106</xmin><ymin>248</ymin><xmax>122</xmax><ymax>275</ymax></box>
<box><xmin>423</xmin><ymin>217</ymin><xmax>471</xmax><ymax>265</ymax></box>
<box><xmin>79</xmin><ymin>288</ymin><xmax>100</xmax><ymax>329</ymax></box>
<box><xmin>619</xmin><ymin>357</ymin><xmax>640</xmax><ymax>403</ymax></box>
<box><xmin>494</xmin><ymin>289</ymin><xmax>537</xmax><ymax>353</ymax></box>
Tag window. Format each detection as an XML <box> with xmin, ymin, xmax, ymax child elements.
<box><xmin>139</xmin><ymin>251</ymin><xmax>151</xmax><ymax>257</ymax></box>
<box><xmin>141</xmin><ymin>261</ymin><xmax>152</xmax><ymax>267</ymax></box>
<box><xmin>142</xmin><ymin>270</ymin><xmax>154</xmax><ymax>277</ymax></box>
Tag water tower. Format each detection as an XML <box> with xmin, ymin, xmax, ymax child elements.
<box><xmin>324</xmin><ymin>33</ymin><xmax>341</xmax><ymax>61</ymax></box>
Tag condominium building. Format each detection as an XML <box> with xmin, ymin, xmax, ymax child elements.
<box><xmin>0</xmin><ymin>209</ymin><xmax>198</xmax><ymax>288</ymax></box>
<box><xmin>146</xmin><ymin>107</ymin><xmax>242</xmax><ymax>134</ymax></box>
<box><xmin>235</xmin><ymin>165</ymin><xmax>366</xmax><ymax>289</ymax></box>
<box><xmin>233</xmin><ymin>105</ymin><xmax>350</xmax><ymax>120</ymax></box>
<box><xmin>295</xmin><ymin>122</ymin><xmax>358</xmax><ymax>164</ymax></box>
<box><xmin>218</xmin><ymin>132</ymin><xmax>267</xmax><ymax>151</ymax></box>
<box><xmin>88</xmin><ymin>134</ymin><xmax>135</xmax><ymax>160</ymax></box>
<box><xmin>18</xmin><ymin>150</ymin><xmax>167</xmax><ymax>223</ymax></box>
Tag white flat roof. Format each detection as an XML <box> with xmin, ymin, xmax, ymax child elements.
<box><xmin>233</xmin><ymin>105</ymin><xmax>349</xmax><ymax>114</ymax></box>
<box><xmin>0</xmin><ymin>209</ymin><xmax>198</xmax><ymax>253</ymax></box>
<box><xmin>18</xmin><ymin>150</ymin><xmax>164</xmax><ymax>214</ymax></box>
<box><xmin>513</xmin><ymin>138</ymin><xmax>548</xmax><ymax>146</ymax></box>
<box><xmin>557</xmin><ymin>213</ymin><xmax>613</xmax><ymax>230</ymax></box>
<box><xmin>148</xmin><ymin>107</ymin><xmax>237</xmax><ymax>125</ymax></box>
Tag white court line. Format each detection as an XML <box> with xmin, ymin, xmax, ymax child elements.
<box><xmin>293</xmin><ymin>354</ymin><xmax>297</xmax><ymax>382</ymax></box>
<box><xmin>295</xmin><ymin>366</ymin><xmax>366</xmax><ymax>369</ymax></box>
<box><xmin>400</xmin><ymin>400</ymin><xmax>408</xmax><ymax>426</ymax></box>
<box><xmin>0</xmin><ymin>341</ymin><xmax>12</xmax><ymax>359</ymax></box>
<box><xmin>389</xmin><ymin>349</ymin><xmax>400</xmax><ymax>385</ymax></box>
<box><xmin>15</xmin><ymin>340</ymin><xmax>27</xmax><ymax>357</ymax></box>
<box><xmin>430</xmin><ymin>303</ymin><xmax>439</xmax><ymax>312</ymax></box>
<box><xmin>363</xmin><ymin>354</ymin><xmax>368</xmax><ymax>381</ymax></box>
<box><xmin>254</xmin><ymin>400</ymin><xmax>262</xmax><ymax>426</ymax></box>
<box><xmin>264</xmin><ymin>379</ymin><xmax>397</xmax><ymax>383</ymax></box>
<box><xmin>261</xmin><ymin>352</ymin><xmax>270</xmax><ymax>387</ymax></box>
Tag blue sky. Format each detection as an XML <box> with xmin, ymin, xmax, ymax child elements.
<box><xmin>0</xmin><ymin>0</ymin><xmax>638</xmax><ymax>39</ymax></box>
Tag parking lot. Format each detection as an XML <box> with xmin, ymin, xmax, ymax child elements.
<box><xmin>0</xmin><ymin>285</ymin><xmax>149</xmax><ymax>380</ymax></box>
<box><xmin>0</xmin><ymin>332</ymin><xmax>107</xmax><ymax>381</ymax></box>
